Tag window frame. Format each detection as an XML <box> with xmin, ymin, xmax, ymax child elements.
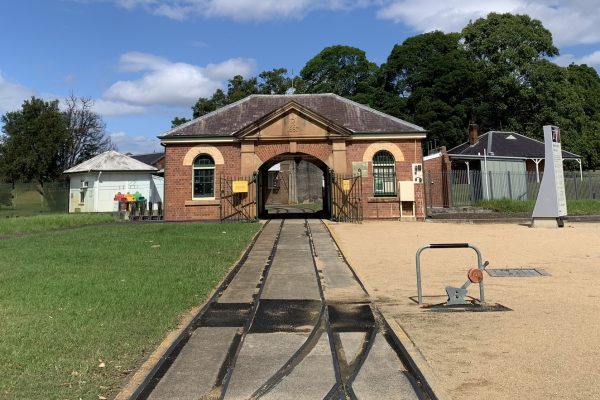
<box><xmin>373</xmin><ymin>150</ymin><xmax>397</xmax><ymax>196</ymax></box>
<box><xmin>192</xmin><ymin>155</ymin><xmax>215</xmax><ymax>199</ymax></box>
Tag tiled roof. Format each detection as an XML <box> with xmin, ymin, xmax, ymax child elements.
<box><xmin>448</xmin><ymin>131</ymin><xmax>580</xmax><ymax>160</ymax></box>
<box><xmin>64</xmin><ymin>151</ymin><xmax>158</xmax><ymax>173</ymax></box>
<box><xmin>130</xmin><ymin>152</ymin><xmax>164</xmax><ymax>166</ymax></box>
<box><xmin>161</xmin><ymin>93</ymin><xmax>424</xmax><ymax>138</ymax></box>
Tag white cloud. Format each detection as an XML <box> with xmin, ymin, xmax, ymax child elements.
<box><xmin>103</xmin><ymin>52</ymin><xmax>256</xmax><ymax>107</ymax></box>
<box><xmin>111</xmin><ymin>1</ymin><xmax>600</xmax><ymax>47</ymax></box>
<box><xmin>113</xmin><ymin>0</ymin><xmax>368</xmax><ymax>21</ymax></box>
<box><xmin>0</xmin><ymin>71</ymin><xmax>36</xmax><ymax>113</ymax></box>
<box><xmin>109</xmin><ymin>131</ymin><xmax>162</xmax><ymax>154</ymax></box>
<box><xmin>554</xmin><ymin>50</ymin><xmax>600</xmax><ymax>67</ymax></box>
<box><xmin>118</xmin><ymin>51</ymin><xmax>171</xmax><ymax>72</ymax></box>
<box><xmin>376</xmin><ymin>0</ymin><xmax>600</xmax><ymax>47</ymax></box>
<box><xmin>93</xmin><ymin>99</ymin><xmax>148</xmax><ymax>116</ymax></box>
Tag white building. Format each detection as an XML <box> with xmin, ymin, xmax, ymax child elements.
<box><xmin>64</xmin><ymin>150</ymin><xmax>164</xmax><ymax>213</ymax></box>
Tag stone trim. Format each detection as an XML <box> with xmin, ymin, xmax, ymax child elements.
<box><xmin>367</xmin><ymin>197</ymin><xmax>400</xmax><ymax>203</ymax></box>
<box><xmin>362</xmin><ymin>142</ymin><xmax>405</xmax><ymax>163</ymax></box>
<box><xmin>183</xmin><ymin>146</ymin><xmax>225</xmax><ymax>166</ymax></box>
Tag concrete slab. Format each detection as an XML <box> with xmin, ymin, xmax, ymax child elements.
<box><xmin>352</xmin><ymin>333</ymin><xmax>419</xmax><ymax>400</ymax></box>
<box><xmin>148</xmin><ymin>327</ymin><xmax>238</xmax><ymax>400</ymax></box>
<box><xmin>262</xmin><ymin>334</ymin><xmax>336</xmax><ymax>400</ymax></box>
<box><xmin>338</xmin><ymin>332</ymin><xmax>366</xmax><ymax>365</ymax></box>
<box><xmin>223</xmin><ymin>332</ymin><xmax>308</xmax><ymax>400</ymax></box>
<box><xmin>218</xmin><ymin>284</ymin><xmax>258</xmax><ymax>304</ymax></box>
<box><xmin>262</xmin><ymin>273</ymin><xmax>321</xmax><ymax>300</ymax></box>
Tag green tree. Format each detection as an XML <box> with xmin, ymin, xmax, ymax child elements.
<box><xmin>299</xmin><ymin>45</ymin><xmax>379</xmax><ymax>97</ymax></box>
<box><xmin>462</xmin><ymin>13</ymin><xmax>559</xmax><ymax>132</ymax></box>
<box><xmin>384</xmin><ymin>31</ymin><xmax>479</xmax><ymax>148</ymax></box>
<box><xmin>0</xmin><ymin>97</ymin><xmax>69</xmax><ymax>183</ymax></box>
<box><xmin>171</xmin><ymin>116</ymin><xmax>190</xmax><ymax>128</ymax></box>
<box><xmin>523</xmin><ymin>62</ymin><xmax>600</xmax><ymax>168</ymax></box>
<box><xmin>226</xmin><ymin>75</ymin><xmax>260</xmax><ymax>103</ymax></box>
<box><xmin>60</xmin><ymin>95</ymin><xmax>115</xmax><ymax>171</ymax></box>
<box><xmin>192</xmin><ymin>89</ymin><xmax>227</xmax><ymax>118</ymax></box>
<box><xmin>258</xmin><ymin>68</ymin><xmax>294</xmax><ymax>94</ymax></box>
<box><xmin>187</xmin><ymin>70</ymin><xmax>295</xmax><ymax>120</ymax></box>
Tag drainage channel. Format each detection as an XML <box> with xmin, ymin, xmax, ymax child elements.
<box><xmin>130</xmin><ymin>218</ymin><xmax>435</xmax><ymax>400</ymax></box>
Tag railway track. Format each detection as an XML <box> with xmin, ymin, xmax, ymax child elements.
<box><xmin>130</xmin><ymin>219</ymin><xmax>435</xmax><ymax>400</ymax></box>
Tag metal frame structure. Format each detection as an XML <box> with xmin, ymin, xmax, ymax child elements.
<box><xmin>415</xmin><ymin>243</ymin><xmax>486</xmax><ymax>305</ymax></box>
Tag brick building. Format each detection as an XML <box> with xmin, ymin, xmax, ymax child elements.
<box><xmin>160</xmin><ymin>94</ymin><xmax>427</xmax><ymax>221</ymax></box>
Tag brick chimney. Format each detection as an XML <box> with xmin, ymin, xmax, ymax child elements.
<box><xmin>469</xmin><ymin>124</ymin><xmax>479</xmax><ymax>145</ymax></box>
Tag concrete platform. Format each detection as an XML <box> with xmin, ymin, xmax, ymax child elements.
<box><xmin>139</xmin><ymin>219</ymin><xmax>422</xmax><ymax>400</ymax></box>
<box><xmin>352</xmin><ymin>333</ymin><xmax>419</xmax><ymax>400</ymax></box>
<box><xmin>148</xmin><ymin>327</ymin><xmax>238</xmax><ymax>400</ymax></box>
<box><xmin>262</xmin><ymin>334</ymin><xmax>336</xmax><ymax>400</ymax></box>
<box><xmin>223</xmin><ymin>332</ymin><xmax>309</xmax><ymax>400</ymax></box>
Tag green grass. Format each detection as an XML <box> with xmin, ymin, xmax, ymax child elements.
<box><xmin>475</xmin><ymin>199</ymin><xmax>600</xmax><ymax>215</ymax></box>
<box><xmin>291</xmin><ymin>202</ymin><xmax>323</xmax><ymax>211</ymax></box>
<box><xmin>266</xmin><ymin>202</ymin><xmax>323</xmax><ymax>211</ymax></box>
<box><xmin>0</xmin><ymin>222</ymin><xmax>260</xmax><ymax>399</ymax></box>
<box><xmin>0</xmin><ymin>213</ymin><xmax>116</xmax><ymax>237</ymax></box>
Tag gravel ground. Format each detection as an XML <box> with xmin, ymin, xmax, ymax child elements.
<box><xmin>328</xmin><ymin>220</ymin><xmax>600</xmax><ymax>400</ymax></box>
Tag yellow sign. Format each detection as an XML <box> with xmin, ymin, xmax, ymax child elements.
<box><xmin>232</xmin><ymin>180</ymin><xmax>249</xmax><ymax>193</ymax></box>
<box><xmin>342</xmin><ymin>179</ymin><xmax>350</xmax><ymax>192</ymax></box>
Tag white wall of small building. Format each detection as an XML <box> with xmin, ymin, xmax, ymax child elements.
<box><xmin>68</xmin><ymin>172</ymin><xmax>164</xmax><ymax>213</ymax></box>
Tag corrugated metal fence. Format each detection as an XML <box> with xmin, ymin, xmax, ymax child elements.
<box><xmin>425</xmin><ymin>170</ymin><xmax>600</xmax><ymax>208</ymax></box>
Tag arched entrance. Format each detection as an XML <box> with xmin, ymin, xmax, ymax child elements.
<box><xmin>160</xmin><ymin>94</ymin><xmax>427</xmax><ymax>222</ymax></box>
<box><xmin>257</xmin><ymin>152</ymin><xmax>331</xmax><ymax>219</ymax></box>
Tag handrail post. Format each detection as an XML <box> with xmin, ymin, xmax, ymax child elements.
<box><xmin>415</xmin><ymin>243</ymin><xmax>486</xmax><ymax>305</ymax></box>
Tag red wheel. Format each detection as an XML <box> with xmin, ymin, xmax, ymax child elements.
<box><xmin>468</xmin><ymin>268</ymin><xmax>483</xmax><ymax>283</ymax></box>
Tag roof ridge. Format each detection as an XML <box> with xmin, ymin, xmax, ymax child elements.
<box><xmin>329</xmin><ymin>93</ymin><xmax>425</xmax><ymax>132</ymax></box>
<box><xmin>158</xmin><ymin>95</ymin><xmax>258</xmax><ymax>138</ymax></box>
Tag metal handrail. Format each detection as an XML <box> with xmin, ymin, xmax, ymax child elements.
<box><xmin>415</xmin><ymin>243</ymin><xmax>485</xmax><ymax>305</ymax></box>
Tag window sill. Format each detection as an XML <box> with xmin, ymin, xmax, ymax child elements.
<box><xmin>185</xmin><ymin>199</ymin><xmax>219</xmax><ymax>206</ymax></box>
<box><xmin>367</xmin><ymin>196</ymin><xmax>399</xmax><ymax>203</ymax></box>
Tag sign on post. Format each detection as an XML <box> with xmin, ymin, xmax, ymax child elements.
<box><xmin>232</xmin><ymin>180</ymin><xmax>249</xmax><ymax>193</ymax></box>
<box><xmin>342</xmin><ymin>179</ymin><xmax>350</xmax><ymax>192</ymax></box>
<box><xmin>532</xmin><ymin>125</ymin><xmax>567</xmax><ymax>227</ymax></box>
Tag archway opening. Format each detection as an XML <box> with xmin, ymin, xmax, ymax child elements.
<box><xmin>258</xmin><ymin>153</ymin><xmax>329</xmax><ymax>219</ymax></box>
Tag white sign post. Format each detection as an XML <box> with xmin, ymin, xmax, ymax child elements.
<box><xmin>532</xmin><ymin>125</ymin><xmax>567</xmax><ymax>228</ymax></box>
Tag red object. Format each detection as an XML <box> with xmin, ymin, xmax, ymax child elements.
<box><xmin>468</xmin><ymin>268</ymin><xmax>484</xmax><ymax>283</ymax></box>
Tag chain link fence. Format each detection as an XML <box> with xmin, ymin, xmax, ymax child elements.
<box><xmin>425</xmin><ymin>170</ymin><xmax>600</xmax><ymax>209</ymax></box>
<box><xmin>0</xmin><ymin>182</ymin><xmax>69</xmax><ymax>216</ymax></box>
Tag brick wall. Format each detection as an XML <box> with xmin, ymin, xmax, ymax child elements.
<box><xmin>423</xmin><ymin>147</ymin><xmax>451</xmax><ymax>208</ymax></box>
<box><xmin>164</xmin><ymin>143</ymin><xmax>241</xmax><ymax>221</ymax></box>
<box><xmin>164</xmin><ymin>138</ymin><xmax>426</xmax><ymax>221</ymax></box>
<box><xmin>347</xmin><ymin>140</ymin><xmax>425</xmax><ymax>220</ymax></box>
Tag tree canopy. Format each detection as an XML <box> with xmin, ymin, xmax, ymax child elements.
<box><xmin>0</xmin><ymin>97</ymin><xmax>69</xmax><ymax>183</ymax></box>
<box><xmin>299</xmin><ymin>45</ymin><xmax>379</xmax><ymax>97</ymax></box>
<box><xmin>172</xmin><ymin>12</ymin><xmax>600</xmax><ymax>168</ymax></box>
<box><xmin>0</xmin><ymin>96</ymin><xmax>114</xmax><ymax>183</ymax></box>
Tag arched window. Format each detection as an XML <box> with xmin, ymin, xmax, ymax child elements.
<box><xmin>193</xmin><ymin>155</ymin><xmax>215</xmax><ymax>198</ymax></box>
<box><xmin>373</xmin><ymin>150</ymin><xmax>396</xmax><ymax>196</ymax></box>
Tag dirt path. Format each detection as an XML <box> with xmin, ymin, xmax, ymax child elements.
<box><xmin>328</xmin><ymin>221</ymin><xmax>600</xmax><ymax>400</ymax></box>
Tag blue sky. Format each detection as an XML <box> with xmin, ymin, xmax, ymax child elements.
<box><xmin>1</xmin><ymin>0</ymin><xmax>599</xmax><ymax>154</ymax></box>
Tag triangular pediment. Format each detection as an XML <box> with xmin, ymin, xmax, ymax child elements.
<box><xmin>235</xmin><ymin>101</ymin><xmax>351</xmax><ymax>140</ymax></box>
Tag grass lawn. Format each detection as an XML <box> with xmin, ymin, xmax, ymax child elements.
<box><xmin>0</xmin><ymin>213</ymin><xmax>116</xmax><ymax>237</ymax></box>
<box><xmin>0</xmin><ymin>222</ymin><xmax>260</xmax><ymax>399</ymax></box>
<box><xmin>266</xmin><ymin>202</ymin><xmax>323</xmax><ymax>211</ymax></box>
<box><xmin>475</xmin><ymin>199</ymin><xmax>600</xmax><ymax>215</ymax></box>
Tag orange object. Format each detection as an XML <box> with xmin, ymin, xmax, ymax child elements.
<box><xmin>468</xmin><ymin>268</ymin><xmax>484</xmax><ymax>283</ymax></box>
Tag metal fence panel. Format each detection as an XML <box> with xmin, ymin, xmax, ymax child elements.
<box><xmin>425</xmin><ymin>170</ymin><xmax>600</xmax><ymax>209</ymax></box>
<box><xmin>0</xmin><ymin>181</ymin><xmax>69</xmax><ymax>216</ymax></box>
